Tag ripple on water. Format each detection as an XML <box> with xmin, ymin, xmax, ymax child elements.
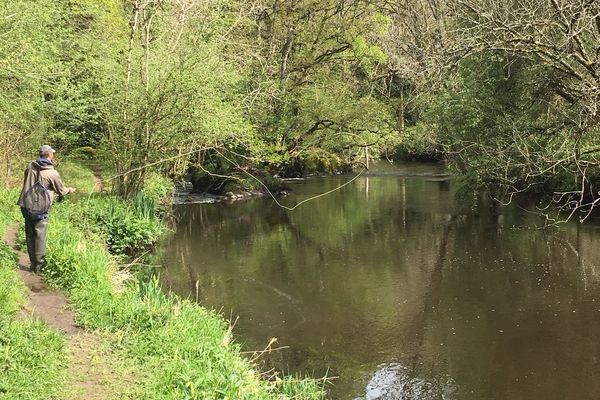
<box><xmin>353</xmin><ymin>363</ymin><xmax>458</xmax><ymax>400</ymax></box>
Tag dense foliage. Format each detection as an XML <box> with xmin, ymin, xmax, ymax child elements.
<box><xmin>1</xmin><ymin>0</ymin><xmax>599</xmax><ymax>216</ymax></box>
<box><xmin>386</xmin><ymin>0</ymin><xmax>600</xmax><ymax>218</ymax></box>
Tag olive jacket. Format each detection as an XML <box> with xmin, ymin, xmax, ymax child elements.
<box><xmin>17</xmin><ymin>159</ymin><xmax>73</xmax><ymax>208</ymax></box>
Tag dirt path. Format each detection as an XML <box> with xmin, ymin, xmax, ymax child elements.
<box><xmin>5</xmin><ymin>226</ymin><xmax>79</xmax><ymax>334</ymax></box>
<box><xmin>3</xmin><ymin>225</ymin><xmax>133</xmax><ymax>400</ymax></box>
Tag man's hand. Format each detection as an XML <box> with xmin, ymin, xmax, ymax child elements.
<box><xmin>69</xmin><ymin>187</ymin><xmax>76</xmax><ymax>193</ymax></box>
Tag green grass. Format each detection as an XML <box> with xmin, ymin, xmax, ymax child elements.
<box><xmin>0</xmin><ymin>318</ymin><xmax>67</xmax><ymax>400</ymax></box>
<box><xmin>43</xmin><ymin>200</ymin><xmax>325</xmax><ymax>399</ymax></box>
<box><xmin>0</xmin><ymin>189</ymin><xmax>19</xmax><ymax>238</ymax></box>
<box><xmin>0</xmin><ymin>168</ymin><xmax>324</xmax><ymax>400</ymax></box>
<box><xmin>0</xmin><ymin>191</ymin><xmax>68</xmax><ymax>400</ymax></box>
<box><xmin>0</xmin><ymin>243</ymin><xmax>22</xmax><ymax>317</ymax></box>
<box><xmin>58</xmin><ymin>160</ymin><xmax>98</xmax><ymax>195</ymax></box>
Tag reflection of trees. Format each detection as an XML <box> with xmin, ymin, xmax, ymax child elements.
<box><xmin>160</xmin><ymin>173</ymin><xmax>600</xmax><ymax>400</ymax></box>
<box><xmin>286</xmin><ymin>178</ymin><xmax>401</xmax><ymax>249</ymax></box>
<box><xmin>164</xmin><ymin>175</ymin><xmax>463</xmax><ymax>374</ymax></box>
<box><xmin>285</xmin><ymin>176</ymin><xmax>455</xmax><ymax>250</ymax></box>
<box><xmin>416</xmin><ymin>221</ymin><xmax>600</xmax><ymax>399</ymax></box>
<box><xmin>174</xmin><ymin>201</ymin><xmax>290</xmax><ymax>239</ymax></box>
<box><xmin>243</xmin><ymin>177</ymin><xmax>463</xmax><ymax>376</ymax></box>
<box><xmin>408</xmin><ymin>215</ymin><xmax>455</xmax><ymax>374</ymax></box>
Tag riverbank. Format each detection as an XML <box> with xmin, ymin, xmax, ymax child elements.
<box><xmin>0</xmin><ymin>163</ymin><xmax>324</xmax><ymax>399</ymax></box>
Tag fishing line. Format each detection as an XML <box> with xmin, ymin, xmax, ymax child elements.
<box><xmin>86</xmin><ymin>144</ymin><xmax>366</xmax><ymax>212</ymax></box>
<box><xmin>214</xmin><ymin>148</ymin><xmax>366</xmax><ymax>211</ymax></box>
<box><xmin>84</xmin><ymin>145</ymin><xmax>215</xmax><ymax>208</ymax></box>
<box><xmin>99</xmin><ymin>145</ymin><xmax>216</xmax><ymax>183</ymax></box>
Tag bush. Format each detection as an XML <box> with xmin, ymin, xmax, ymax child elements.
<box><xmin>67</xmin><ymin>146</ymin><xmax>96</xmax><ymax>161</ymax></box>
<box><xmin>102</xmin><ymin>211</ymin><xmax>162</xmax><ymax>256</ymax></box>
<box><xmin>142</xmin><ymin>172</ymin><xmax>173</xmax><ymax>208</ymax></box>
<box><xmin>279</xmin><ymin>150</ymin><xmax>348</xmax><ymax>177</ymax></box>
<box><xmin>63</xmin><ymin>196</ymin><xmax>163</xmax><ymax>257</ymax></box>
<box><xmin>392</xmin><ymin>123</ymin><xmax>444</xmax><ymax>161</ymax></box>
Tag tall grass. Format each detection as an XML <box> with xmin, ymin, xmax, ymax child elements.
<box><xmin>43</xmin><ymin>196</ymin><xmax>325</xmax><ymax>399</ymax></box>
<box><xmin>0</xmin><ymin>189</ymin><xmax>19</xmax><ymax>238</ymax></box>
<box><xmin>57</xmin><ymin>160</ymin><xmax>97</xmax><ymax>195</ymax></box>
<box><xmin>0</xmin><ymin>318</ymin><xmax>67</xmax><ymax>400</ymax></box>
<box><xmin>133</xmin><ymin>190</ymin><xmax>158</xmax><ymax>220</ymax></box>
<box><xmin>0</xmin><ymin>242</ymin><xmax>21</xmax><ymax>317</ymax></box>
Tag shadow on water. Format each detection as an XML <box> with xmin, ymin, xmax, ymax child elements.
<box><xmin>159</xmin><ymin>161</ymin><xmax>600</xmax><ymax>400</ymax></box>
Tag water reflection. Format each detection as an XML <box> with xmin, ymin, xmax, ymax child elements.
<box><xmin>160</xmin><ymin>161</ymin><xmax>600</xmax><ymax>399</ymax></box>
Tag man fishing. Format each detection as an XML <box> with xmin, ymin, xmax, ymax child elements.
<box><xmin>17</xmin><ymin>145</ymin><xmax>76</xmax><ymax>272</ymax></box>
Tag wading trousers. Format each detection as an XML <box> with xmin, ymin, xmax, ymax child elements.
<box><xmin>20</xmin><ymin>208</ymin><xmax>49</xmax><ymax>272</ymax></box>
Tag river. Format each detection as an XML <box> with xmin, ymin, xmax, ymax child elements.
<box><xmin>159</xmin><ymin>161</ymin><xmax>600</xmax><ymax>399</ymax></box>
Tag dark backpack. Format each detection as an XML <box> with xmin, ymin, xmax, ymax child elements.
<box><xmin>22</xmin><ymin>170</ymin><xmax>51</xmax><ymax>220</ymax></box>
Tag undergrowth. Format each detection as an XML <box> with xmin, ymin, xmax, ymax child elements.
<box><xmin>57</xmin><ymin>160</ymin><xmax>98</xmax><ymax>195</ymax></box>
<box><xmin>60</xmin><ymin>194</ymin><xmax>164</xmax><ymax>257</ymax></box>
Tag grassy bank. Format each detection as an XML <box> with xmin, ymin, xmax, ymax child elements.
<box><xmin>0</xmin><ymin>189</ymin><xmax>68</xmax><ymax>400</ymax></box>
<box><xmin>45</xmin><ymin>200</ymin><xmax>324</xmax><ymax>399</ymax></box>
<box><xmin>1</xmin><ymin>161</ymin><xmax>324</xmax><ymax>399</ymax></box>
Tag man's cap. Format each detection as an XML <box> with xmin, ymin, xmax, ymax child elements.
<box><xmin>40</xmin><ymin>145</ymin><xmax>56</xmax><ymax>153</ymax></box>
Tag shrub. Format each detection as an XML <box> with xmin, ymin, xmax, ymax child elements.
<box><xmin>64</xmin><ymin>196</ymin><xmax>163</xmax><ymax>256</ymax></box>
<box><xmin>142</xmin><ymin>172</ymin><xmax>173</xmax><ymax>209</ymax></box>
<box><xmin>392</xmin><ymin>123</ymin><xmax>444</xmax><ymax>161</ymax></box>
<box><xmin>102</xmin><ymin>212</ymin><xmax>162</xmax><ymax>256</ymax></box>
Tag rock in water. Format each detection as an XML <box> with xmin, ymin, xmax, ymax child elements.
<box><xmin>363</xmin><ymin>364</ymin><xmax>457</xmax><ymax>400</ymax></box>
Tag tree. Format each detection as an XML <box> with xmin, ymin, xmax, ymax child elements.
<box><xmin>243</xmin><ymin>0</ymin><xmax>396</xmax><ymax>174</ymax></box>
<box><xmin>0</xmin><ymin>0</ymin><xmax>71</xmax><ymax>183</ymax></box>
<box><xmin>448</xmin><ymin>0</ymin><xmax>600</xmax><ymax>220</ymax></box>
<box><xmin>378</xmin><ymin>0</ymin><xmax>454</xmax><ymax>158</ymax></box>
<box><xmin>388</xmin><ymin>0</ymin><xmax>600</xmax><ymax>220</ymax></box>
<box><xmin>96</xmin><ymin>0</ymin><xmax>252</xmax><ymax>198</ymax></box>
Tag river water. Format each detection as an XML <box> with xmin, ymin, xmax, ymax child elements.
<box><xmin>159</xmin><ymin>161</ymin><xmax>600</xmax><ymax>399</ymax></box>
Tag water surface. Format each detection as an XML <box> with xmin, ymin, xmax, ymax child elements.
<box><xmin>160</xmin><ymin>161</ymin><xmax>600</xmax><ymax>399</ymax></box>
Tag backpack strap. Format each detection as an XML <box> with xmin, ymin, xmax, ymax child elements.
<box><xmin>34</xmin><ymin>166</ymin><xmax>47</xmax><ymax>189</ymax></box>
